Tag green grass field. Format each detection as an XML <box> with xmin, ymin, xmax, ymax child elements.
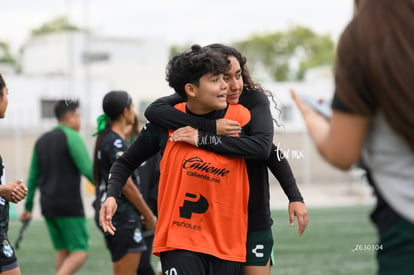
<box><xmin>8</xmin><ymin>205</ymin><xmax>377</xmax><ymax>275</ymax></box>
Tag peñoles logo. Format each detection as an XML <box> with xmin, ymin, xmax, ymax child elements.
<box><xmin>182</xmin><ymin>157</ymin><xmax>230</xmax><ymax>177</ymax></box>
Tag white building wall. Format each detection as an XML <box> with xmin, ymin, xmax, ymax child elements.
<box><xmin>20</xmin><ymin>31</ymin><xmax>170</xmax><ymax>114</ymax></box>
<box><xmin>21</xmin><ymin>32</ymin><xmax>85</xmax><ymax>76</ymax></box>
<box><xmin>1</xmin><ymin>74</ymin><xmax>109</xmax><ymax>130</ymax></box>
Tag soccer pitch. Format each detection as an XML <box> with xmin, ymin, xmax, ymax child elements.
<box><xmin>9</xmin><ymin>205</ymin><xmax>377</xmax><ymax>275</ymax></box>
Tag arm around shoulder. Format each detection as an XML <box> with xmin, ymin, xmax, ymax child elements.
<box><xmin>144</xmin><ymin>94</ymin><xmax>216</xmax><ymax>132</ymax></box>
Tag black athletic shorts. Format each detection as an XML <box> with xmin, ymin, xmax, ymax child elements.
<box><xmin>160</xmin><ymin>249</ymin><xmax>243</xmax><ymax>275</ymax></box>
<box><xmin>104</xmin><ymin>227</ymin><xmax>147</xmax><ymax>262</ymax></box>
<box><xmin>0</xmin><ymin>233</ymin><xmax>18</xmax><ymax>272</ymax></box>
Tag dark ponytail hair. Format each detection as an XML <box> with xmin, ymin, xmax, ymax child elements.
<box><xmin>102</xmin><ymin>91</ymin><xmax>132</xmax><ymax>120</ymax></box>
<box><xmin>93</xmin><ymin>90</ymin><xmax>132</xmax><ymax>185</ymax></box>
<box><xmin>335</xmin><ymin>0</ymin><xmax>414</xmax><ymax>151</ymax></box>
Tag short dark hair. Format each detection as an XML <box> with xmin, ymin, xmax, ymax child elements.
<box><xmin>102</xmin><ymin>90</ymin><xmax>132</xmax><ymax>120</ymax></box>
<box><xmin>54</xmin><ymin>99</ymin><xmax>79</xmax><ymax>121</ymax></box>
<box><xmin>166</xmin><ymin>44</ymin><xmax>229</xmax><ymax>99</ymax></box>
<box><xmin>0</xmin><ymin>74</ymin><xmax>6</xmax><ymax>97</ymax></box>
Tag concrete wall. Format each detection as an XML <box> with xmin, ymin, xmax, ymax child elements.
<box><xmin>20</xmin><ymin>32</ymin><xmax>171</xmax><ymax>114</ymax></box>
<box><xmin>0</xmin><ymin>129</ymin><xmax>353</xmax><ymax>187</ymax></box>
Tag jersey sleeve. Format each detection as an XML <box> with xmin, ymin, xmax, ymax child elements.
<box><xmin>25</xmin><ymin>147</ymin><xmax>39</xmax><ymax>212</ymax></box>
<box><xmin>107</xmin><ymin>122</ymin><xmax>166</xmax><ymax>200</ymax></box>
<box><xmin>266</xmin><ymin>144</ymin><xmax>304</xmax><ymax>202</ymax></box>
<box><xmin>65</xmin><ymin>129</ymin><xmax>94</xmax><ymax>183</ymax></box>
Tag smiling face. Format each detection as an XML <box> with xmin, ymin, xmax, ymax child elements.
<box><xmin>185</xmin><ymin>73</ymin><xmax>228</xmax><ymax>115</ymax></box>
<box><xmin>225</xmin><ymin>56</ymin><xmax>244</xmax><ymax>104</ymax></box>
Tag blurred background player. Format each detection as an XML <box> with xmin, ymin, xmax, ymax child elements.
<box><xmin>20</xmin><ymin>99</ymin><xmax>92</xmax><ymax>275</ymax></box>
<box><xmin>92</xmin><ymin>91</ymin><xmax>156</xmax><ymax>275</ymax></box>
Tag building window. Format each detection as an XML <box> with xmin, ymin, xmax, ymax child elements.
<box><xmin>82</xmin><ymin>52</ymin><xmax>110</xmax><ymax>64</ymax></box>
<box><xmin>41</xmin><ymin>99</ymin><xmax>59</xmax><ymax>119</ymax></box>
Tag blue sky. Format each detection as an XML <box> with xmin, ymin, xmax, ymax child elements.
<box><xmin>1</xmin><ymin>0</ymin><xmax>354</xmax><ymax>53</ymax></box>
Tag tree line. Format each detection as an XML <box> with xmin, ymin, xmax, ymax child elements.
<box><xmin>1</xmin><ymin>17</ymin><xmax>335</xmax><ymax>82</ymax></box>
